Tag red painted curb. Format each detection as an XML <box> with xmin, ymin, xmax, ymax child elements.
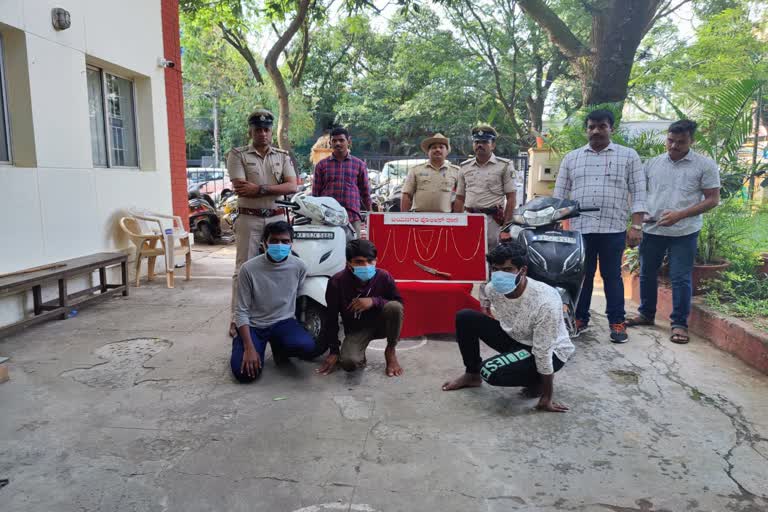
<box><xmin>628</xmin><ymin>273</ymin><xmax>768</xmax><ymax>375</ymax></box>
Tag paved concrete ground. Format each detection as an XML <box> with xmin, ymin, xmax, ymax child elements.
<box><xmin>1</xmin><ymin>245</ymin><xmax>768</xmax><ymax>512</ymax></box>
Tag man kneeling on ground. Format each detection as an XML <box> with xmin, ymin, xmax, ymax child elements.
<box><xmin>442</xmin><ymin>241</ymin><xmax>575</xmax><ymax>412</ymax></box>
<box><xmin>316</xmin><ymin>240</ymin><xmax>405</xmax><ymax>377</ymax></box>
<box><xmin>231</xmin><ymin>221</ymin><xmax>320</xmax><ymax>383</ymax></box>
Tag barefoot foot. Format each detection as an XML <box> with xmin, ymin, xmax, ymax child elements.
<box><xmin>384</xmin><ymin>346</ymin><xmax>403</xmax><ymax>377</ymax></box>
<box><xmin>442</xmin><ymin>373</ymin><xmax>482</xmax><ymax>391</ymax></box>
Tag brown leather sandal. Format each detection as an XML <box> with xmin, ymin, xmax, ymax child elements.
<box><xmin>670</xmin><ymin>328</ymin><xmax>690</xmax><ymax>344</ymax></box>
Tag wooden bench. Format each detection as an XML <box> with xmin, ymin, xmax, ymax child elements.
<box><xmin>0</xmin><ymin>253</ymin><xmax>128</xmax><ymax>338</ymax></box>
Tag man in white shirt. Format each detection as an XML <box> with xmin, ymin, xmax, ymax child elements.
<box><xmin>442</xmin><ymin>241</ymin><xmax>575</xmax><ymax>413</ymax></box>
<box><xmin>626</xmin><ymin>120</ymin><xmax>720</xmax><ymax>344</ymax></box>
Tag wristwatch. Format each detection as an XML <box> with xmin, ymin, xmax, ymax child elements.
<box><xmin>630</xmin><ymin>224</ymin><xmax>643</xmax><ymax>231</ymax></box>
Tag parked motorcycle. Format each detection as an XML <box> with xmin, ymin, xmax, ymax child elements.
<box><xmin>370</xmin><ymin>181</ymin><xmax>389</xmax><ymax>213</ymax></box>
<box><xmin>501</xmin><ymin>197</ymin><xmax>598</xmax><ymax>338</ymax></box>
<box><xmin>218</xmin><ymin>192</ymin><xmax>238</xmax><ymax>234</ymax></box>
<box><xmin>275</xmin><ymin>195</ymin><xmax>356</xmax><ymax>341</ymax></box>
<box><xmin>188</xmin><ymin>190</ymin><xmax>222</xmax><ymax>244</ymax></box>
<box><xmin>383</xmin><ymin>184</ymin><xmax>403</xmax><ymax>212</ymax></box>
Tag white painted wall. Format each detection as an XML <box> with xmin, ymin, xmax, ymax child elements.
<box><xmin>0</xmin><ymin>0</ymin><xmax>175</xmax><ymax>325</ymax></box>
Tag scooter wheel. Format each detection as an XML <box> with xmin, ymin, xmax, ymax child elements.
<box><xmin>195</xmin><ymin>221</ymin><xmax>215</xmax><ymax>245</ymax></box>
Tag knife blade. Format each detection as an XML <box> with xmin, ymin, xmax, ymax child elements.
<box><xmin>414</xmin><ymin>260</ymin><xmax>452</xmax><ymax>279</ymax></box>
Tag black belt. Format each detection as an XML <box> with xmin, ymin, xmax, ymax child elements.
<box><xmin>237</xmin><ymin>207</ymin><xmax>283</xmax><ymax>217</ymax></box>
<box><xmin>466</xmin><ymin>206</ymin><xmax>502</xmax><ymax>215</ymax></box>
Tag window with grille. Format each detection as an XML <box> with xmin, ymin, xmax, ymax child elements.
<box><xmin>87</xmin><ymin>66</ymin><xmax>139</xmax><ymax>168</ymax></box>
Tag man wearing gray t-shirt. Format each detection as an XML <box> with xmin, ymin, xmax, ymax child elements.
<box><xmin>231</xmin><ymin>221</ymin><xmax>320</xmax><ymax>382</ymax></box>
<box><xmin>626</xmin><ymin>120</ymin><xmax>720</xmax><ymax>344</ymax></box>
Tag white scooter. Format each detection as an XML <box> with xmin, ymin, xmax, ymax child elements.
<box><xmin>275</xmin><ymin>194</ymin><xmax>355</xmax><ymax>340</ymax></box>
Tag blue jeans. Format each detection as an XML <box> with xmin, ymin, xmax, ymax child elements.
<box><xmin>576</xmin><ymin>232</ymin><xmax>627</xmax><ymax>326</ymax></box>
<box><xmin>230</xmin><ymin>318</ymin><xmax>317</xmax><ymax>383</ymax></box>
<box><xmin>638</xmin><ymin>231</ymin><xmax>699</xmax><ymax>329</ymax></box>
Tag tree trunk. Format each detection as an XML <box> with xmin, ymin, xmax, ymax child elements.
<box><xmin>517</xmin><ymin>0</ymin><xmax>662</xmax><ymax>107</ymax></box>
<box><xmin>526</xmin><ymin>96</ymin><xmax>544</xmax><ymax>134</ymax></box>
<box><xmin>264</xmin><ymin>0</ymin><xmax>311</xmax><ymax>151</ymax></box>
<box><xmin>581</xmin><ymin>1</ymin><xmax>657</xmax><ymax>105</ymax></box>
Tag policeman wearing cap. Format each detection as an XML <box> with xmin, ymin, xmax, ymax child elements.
<box><xmin>225</xmin><ymin>109</ymin><xmax>298</xmax><ymax>336</ymax></box>
<box><xmin>453</xmin><ymin>125</ymin><xmax>517</xmax><ymax>249</ymax></box>
<box><xmin>401</xmin><ymin>133</ymin><xmax>459</xmax><ymax>213</ymax></box>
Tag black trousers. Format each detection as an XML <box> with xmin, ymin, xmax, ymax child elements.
<box><xmin>455</xmin><ymin>309</ymin><xmax>564</xmax><ymax>387</ymax></box>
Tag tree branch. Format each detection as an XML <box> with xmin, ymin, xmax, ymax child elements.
<box><xmin>264</xmin><ymin>0</ymin><xmax>312</xmax><ymax>150</ymax></box>
<box><xmin>649</xmin><ymin>0</ymin><xmax>692</xmax><ymax>30</ymax></box>
<box><xmin>218</xmin><ymin>22</ymin><xmax>264</xmax><ymax>84</ymax></box>
<box><xmin>628</xmin><ymin>98</ymin><xmax>671</xmax><ymax>119</ymax></box>
<box><xmin>291</xmin><ymin>20</ymin><xmax>311</xmax><ymax>87</ymax></box>
<box><xmin>517</xmin><ymin>0</ymin><xmax>590</xmax><ymax>61</ymax></box>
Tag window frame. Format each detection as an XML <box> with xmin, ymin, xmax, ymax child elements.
<box><xmin>87</xmin><ymin>65</ymin><xmax>140</xmax><ymax>169</ymax></box>
<box><xmin>0</xmin><ymin>34</ymin><xmax>12</xmax><ymax>164</ymax></box>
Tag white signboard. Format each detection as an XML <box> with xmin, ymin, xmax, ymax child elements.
<box><xmin>383</xmin><ymin>212</ymin><xmax>469</xmax><ymax>227</ymax></box>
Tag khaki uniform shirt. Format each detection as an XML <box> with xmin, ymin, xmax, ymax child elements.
<box><xmin>226</xmin><ymin>144</ymin><xmax>296</xmax><ymax>209</ymax></box>
<box><xmin>402</xmin><ymin>161</ymin><xmax>460</xmax><ymax>213</ymax></box>
<box><xmin>457</xmin><ymin>154</ymin><xmax>517</xmax><ymax>209</ymax></box>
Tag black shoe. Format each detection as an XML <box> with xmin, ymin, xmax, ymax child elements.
<box><xmin>610</xmin><ymin>323</ymin><xmax>629</xmax><ymax>344</ymax></box>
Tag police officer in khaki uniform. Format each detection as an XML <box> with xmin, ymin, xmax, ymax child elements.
<box><xmin>453</xmin><ymin>125</ymin><xmax>517</xmax><ymax>249</ymax></box>
<box><xmin>226</xmin><ymin>109</ymin><xmax>298</xmax><ymax>336</ymax></box>
<box><xmin>401</xmin><ymin>133</ymin><xmax>459</xmax><ymax>213</ymax></box>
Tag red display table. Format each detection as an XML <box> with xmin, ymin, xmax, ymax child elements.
<box><xmin>396</xmin><ymin>282</ymin><xmax>482</xmax><ymax>338</ymax></box>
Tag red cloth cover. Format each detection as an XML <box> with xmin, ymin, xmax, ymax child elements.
<box><xmin>367</xmin><ymin>213</ymin><xmax>488</xmax><ymax>282</ymax></box>
<box><xmin>396</xmin><ymin>282</ymin><xmax>481</xmax><ymax>338</ymax></box>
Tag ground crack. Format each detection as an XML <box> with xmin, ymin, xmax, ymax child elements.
<box><xmin>642</xmin><ymin>329</ymin><xmax>767</xmax><ymax>502</ymax></box>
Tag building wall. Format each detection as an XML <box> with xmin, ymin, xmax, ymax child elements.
<box><xmin>0</xmin><ymin>0</ymin><xmax>184</xmax><ymax>324</ymax></box>
<box><xmin>161</xmin><ymin>0</ymin><xmax>188</xmax><ymax>231</ymax></box>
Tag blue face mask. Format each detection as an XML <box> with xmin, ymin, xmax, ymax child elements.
<box><xmin>491</xmin><ymin>270</ymin><xmax>520</xmax><ymax>295</ymax></box>
<box><xmin>266</xmin><ymin>243</ymin><xmax>291</xmax><ymax>262</ymax></box>
<box><xmin>352</xmin><ymin>264</ymin><xmax>377</xmax><ymax>282</ymax></box>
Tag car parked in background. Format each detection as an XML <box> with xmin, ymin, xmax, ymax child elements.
<box><xmin>378</xmin><ymin>159</ymin><xmax>427</xmax><ymax>190</ymax></box>
<box><xmin>187</xmin><ymin>168</ymin><xmax>232</xmax><ymax>203</ymax></box>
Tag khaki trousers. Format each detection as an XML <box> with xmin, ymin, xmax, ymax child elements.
<box><xmin>339</xmin><ymin>301</ymin><xmax>404</xmax><ymax>371</ymax></box>
<box><xmin>485</xmin><ymin>214</ymin><xmax>501</xmax><ymax>251</ymax></box>
<box><xmin>230</xmin><ymin>213</ymin><xmax>284</xmax><ymax>317</ymax></box>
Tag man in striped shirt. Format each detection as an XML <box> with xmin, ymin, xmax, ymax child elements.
<box><xmin>312</xmin><ymin>127</ymin><xmax>371</xmax><ymax>237</ymax></box>
<box><xmin>553</xmin><ymin>110</ymin><xmax>647</xmax><ymax>343</ymax></box>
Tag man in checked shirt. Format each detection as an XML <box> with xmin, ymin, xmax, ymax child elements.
<box><xmin>553</xmin><ymin>110</ymin><xmax>648</xmax><ymax>344</ymax></box>
<box><xmin>312</xmin><ymin>127</ymin><xmax>371</xmax><ymax>238</ymax></box>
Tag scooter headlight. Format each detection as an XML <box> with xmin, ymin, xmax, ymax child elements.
<box><xmin>523</xmin><ymin>206</ymin><xmax>555</xmax><ymax>227</ymax></box>
<box><xmin>322</xmin><ymin>208</ymin><xmax>347</xmax><ymax>226</ymax></box>
<box><xmin>512</xmin><ymin>213</ymin><xmax>526</xmax><ymax>225</ymax></box>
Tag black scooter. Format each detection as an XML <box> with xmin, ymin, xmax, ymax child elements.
<box><xmin>501</xmin><ymin>197</ymin><xmax>599</xmax><ymax>338</ymax></box>
<box><xmin>188</xmin><ymin>189</ymin><xmax>222</xmax><ymax>244</ymax></box>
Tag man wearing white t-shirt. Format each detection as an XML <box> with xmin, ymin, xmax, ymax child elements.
<box><xmin>442</xmin><ymin>241</ymin><xmax>575</xmax><ymax>412</ymax></box>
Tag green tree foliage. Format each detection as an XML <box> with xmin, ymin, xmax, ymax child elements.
<box><xmin>181</xmin><ymin>10</ymin><xmax>314</xmax><ymax>159</ymax></box>
<box><xmin>445</xmin><ymin>0</ymin><xmax>569</xmax><ymax>140</ymax></box>
<box><xmin>181</xmin><ymin>0</ymin><xmax>316</xmax><ymax>150</ymax></box>
<box><xmin>631</xmin><ymin>5</ymin><xmax>767</xmax><ymax>109</ymax></box>
<box><xmin>514</xmin><ymin>0</ymin><xmax>692</xmax><ymax>105</ymax></box>
<box><xmin>305</xmin><ymin>9</ymin><xmax>530</xmax><ymax>155</ymax></box>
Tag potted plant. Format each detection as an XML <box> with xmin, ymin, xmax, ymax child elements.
<box><xmin>693</xmin><ymin>197</ymin><xmax>754</xmax><ymax>293</ymax></box>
